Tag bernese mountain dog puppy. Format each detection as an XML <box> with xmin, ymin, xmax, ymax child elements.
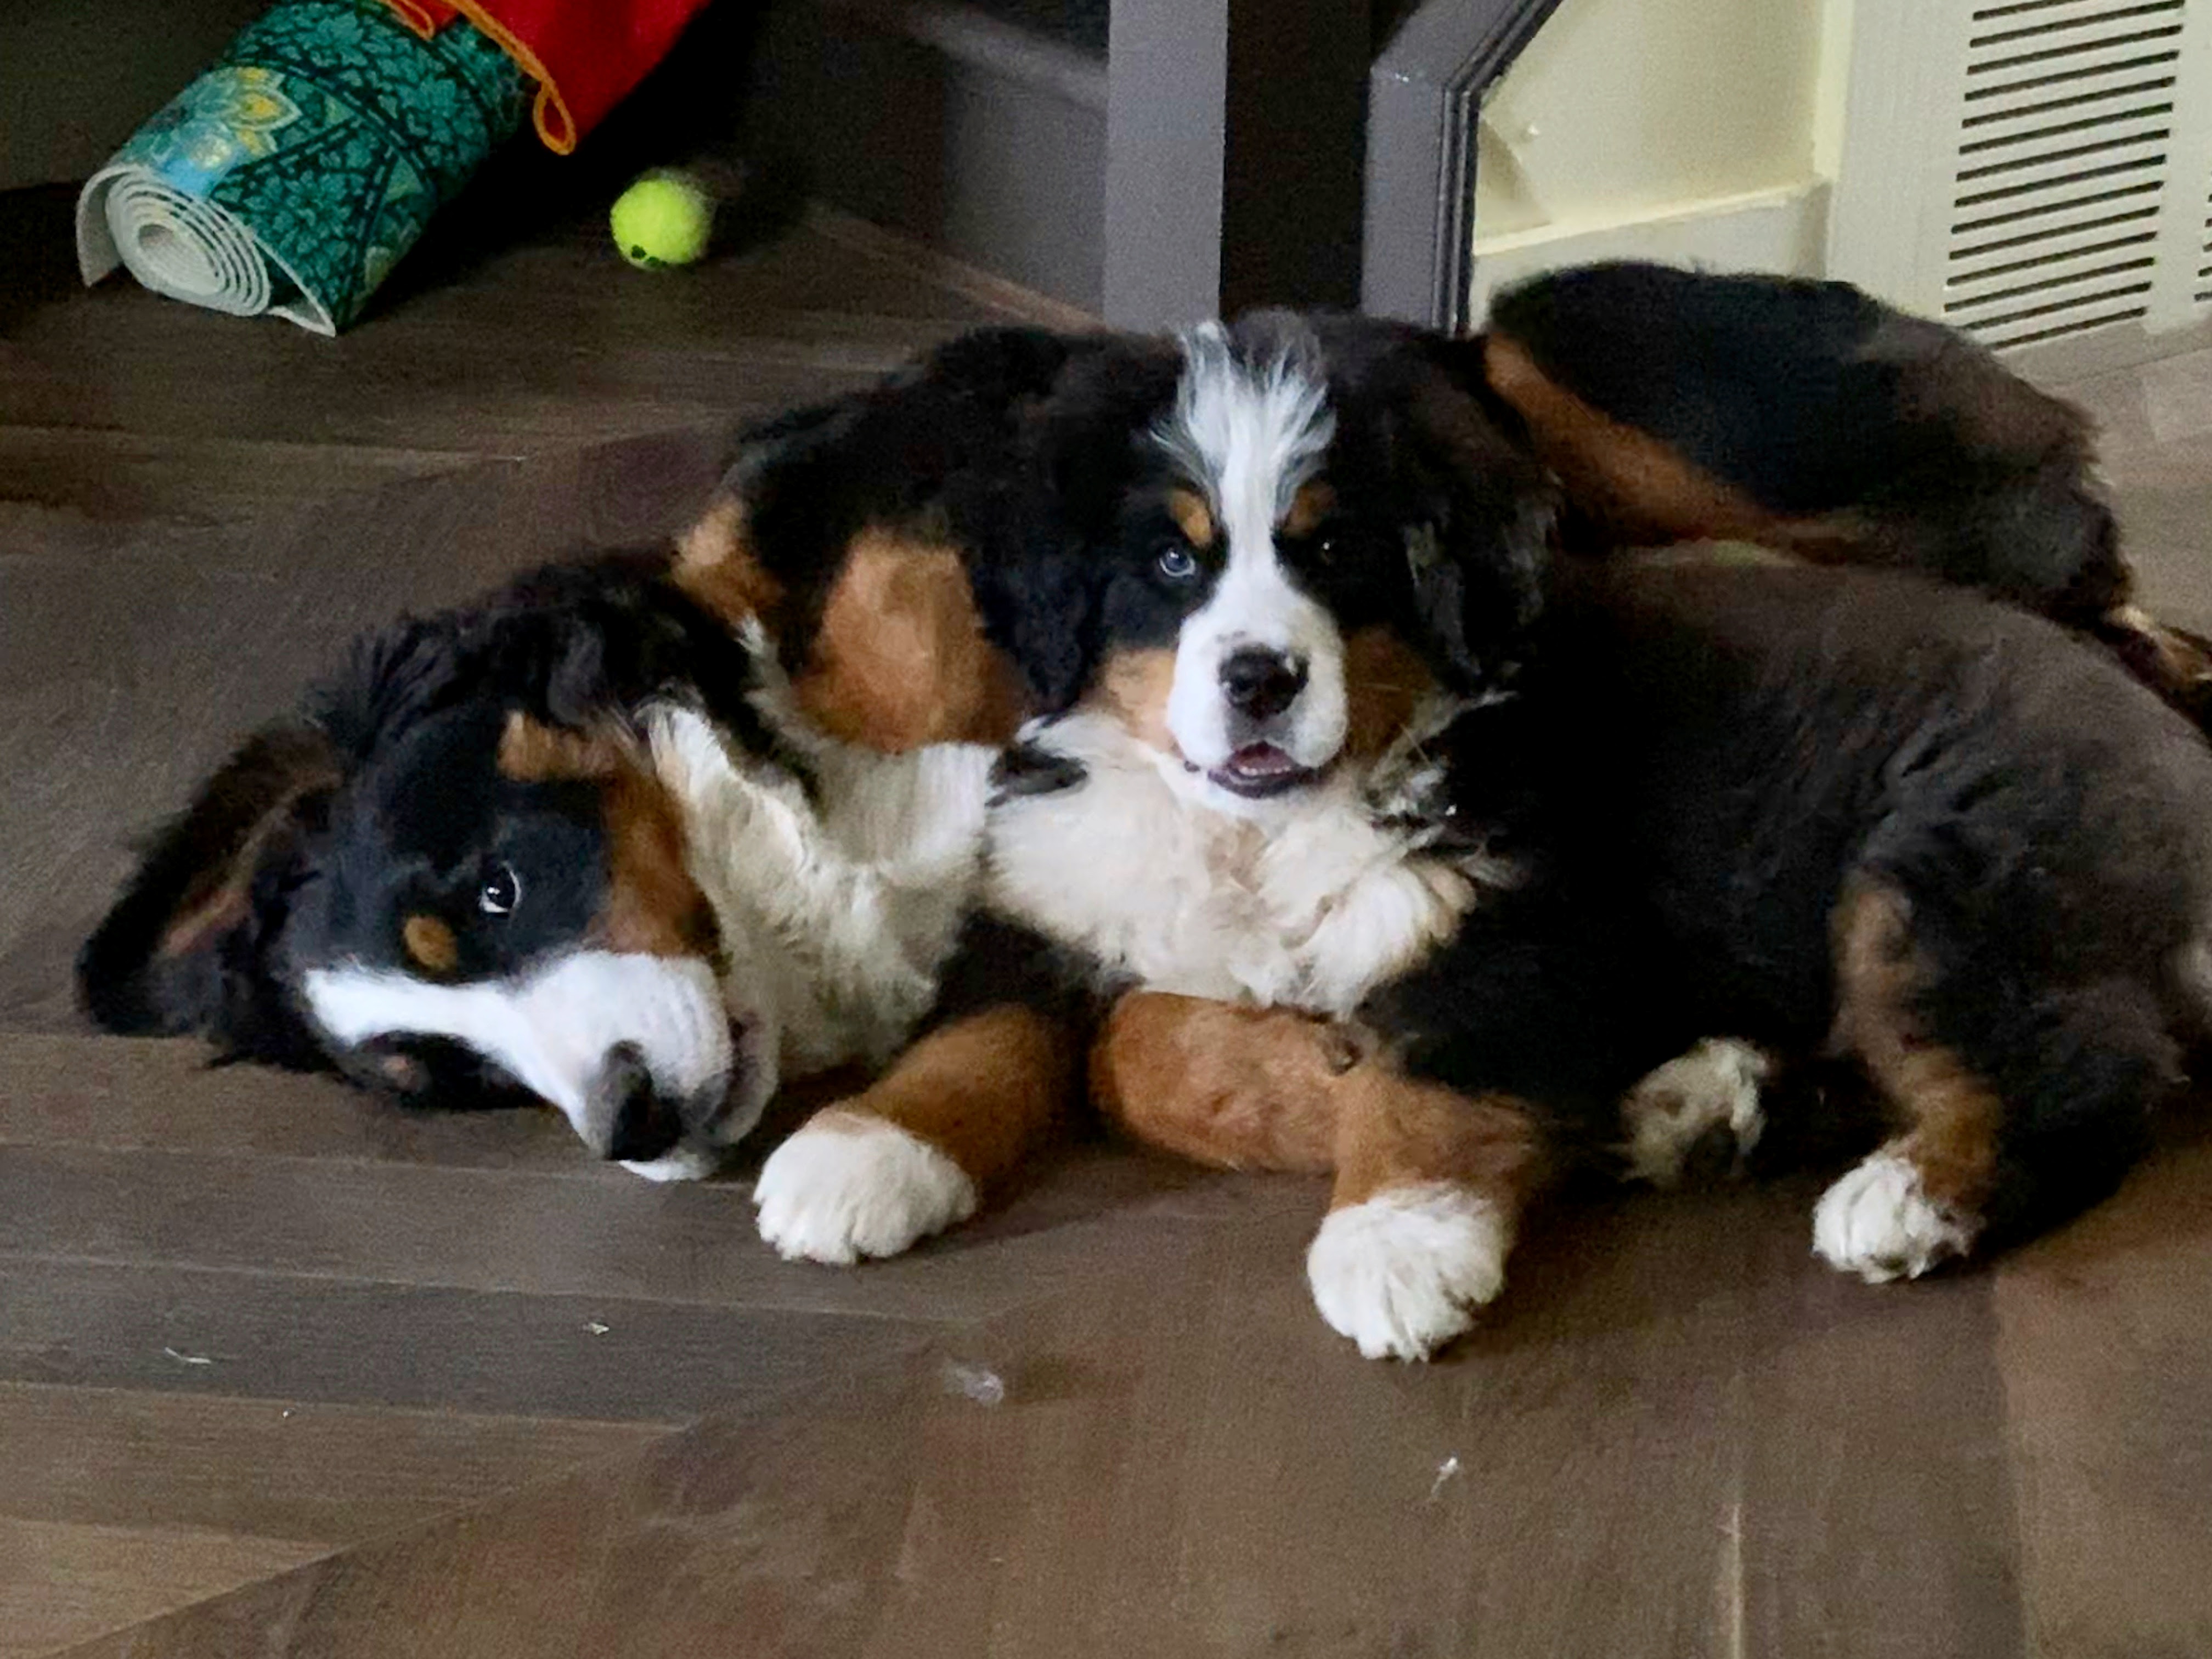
<box><xmin>78</xmin><ymin>263</ymin><xmax>2212</xmax><ymax>1283</ymax></box>
<box><xmin>749</xmin><ymin>294</ymin><xmax>2212</xmax><ymax>1363</ymax></box>
<box><xmin>74</xmin><ymin>328</ymin><xmax>1105</xmax><ymax>1180</ymax></box>
<box><xmin>75</xmin><ymin>550</ymin><xmax>1006</xmax><ymax>1181</ymax></box>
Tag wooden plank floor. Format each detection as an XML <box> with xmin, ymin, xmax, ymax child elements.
<box><xmin>5</xmin><ymin>180</ymin><xmax>2212</xmax><ymax>1654</ymax></box>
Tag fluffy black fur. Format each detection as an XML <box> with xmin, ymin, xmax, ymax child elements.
<box><xmin>1489</xmin><ymin>261</ymin><xmax>2128</xmax><ymax>622</ymax></box>
<box><xmin>925</xmin><ymin>293</ymin><xmax>2212</xmax><ymax>1273</ymax></box>
<box><xmin>723</xmin><ymin>325</ymin><xmax>1114</xmax><ymax>710</ymax></box>
<box><xmin>1372</xmin><ymin>560</ymin><xmax>2212</xmax><ymax>1246</ymax></box>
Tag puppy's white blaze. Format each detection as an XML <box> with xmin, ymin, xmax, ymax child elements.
<box><xmin>300</xmin><ymin>950</ymin><xmax>737</xmax><ymax>1154</ymax></box>
<box><xmin>1157</xmin><ymin>330</ymin><xmax>1347</xmax><ymax>778</ymax></box>
<box><xmin>753</xmin><ymin>1113</ymin><xmax>978</xmax><ymax>1265</ymax></box>
<box><xmin>1306</xmin><ymin>1182</ymin><xmax>1510</xmax><ymax>1361</ymax></box>
<box><xmin>1620</xmin><ymin>1037</ymin><xmax>1775</xmax><ymax>1187</ymax></box>
<box><xmin>1812</xmin><ymin>1150</ymin><xmax>1977</xmax><ymax>1283</ymax></box>
<box><xmin>1156</xmin><ymin>324</ymin><xmax>1335</xmax><ymax>528</ymax></box>
<box><xmin>1165</xmin><ymin>541</ymin><xmax>1349</xmax><ymax>775</ymax></box>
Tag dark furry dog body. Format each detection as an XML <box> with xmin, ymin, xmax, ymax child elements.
<box><xmin>1045</xmin><ymin>560</ymin><xmax>2212</xmax><ymax>1363</ymax></box>
<box><xmin>740</xmin><ymin>285</ymin><xmax>2212</xmax><ymax>1362</ymax></box>
<box><xmin>1375</xmin><ymin>559</ymin><xmax>2212</xmax><ymax>1293</ymax></box>
<box><xmin>75</xmin><ymin>544</ymin><xmax>1012</xmax><ymax>1183</ymax></box>
<box><xmin>80</xmin><ymin>264</ymin><xmax>2212</xmax><ymax>1333</ymax></box>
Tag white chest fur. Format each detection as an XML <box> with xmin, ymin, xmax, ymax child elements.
<box><xmin>985</xmin><ymin>710</ymin><xmax>1483</xmax><ymax>1017</ymax></box>
<box><xmin>645</xmin><ymin>704</ymin><xmax>994</xmax><ymax>1076</ymax></box>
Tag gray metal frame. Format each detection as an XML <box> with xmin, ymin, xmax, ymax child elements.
<box><xmin>1362</xmin><ymin>0</ymin><xmax>1566</xmax><ymax>329</ymax></box>
<box><xmin>1103</xmin><ymin>0</ymin><xmax>1369</xmax><ymax>329</ymax></box>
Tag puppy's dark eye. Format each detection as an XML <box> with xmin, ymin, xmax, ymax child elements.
<box><xmin>1315</xmin><ymin>534</ymin><xmax>1341</xmax><ymax>563</ymax></box>
<box><xmin>1156</xmin><ymin>544</ymin><xmax>1199</xmax><ymax>581</ymax></box>
<box><xmin>479</xmin><ymin>864</ymin><xmax>522</xmax><ymax>917</ymax></box>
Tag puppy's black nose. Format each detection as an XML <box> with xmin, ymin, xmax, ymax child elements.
<box><xmin>1220</xmin><ymin>648</ymin><xmax>1307</xmax><ymax>721</ymax></box>
<box><xmin>598</xmin><ymin>1043</ymin><xmax>684</xmax><ymax>1163</ymax></box>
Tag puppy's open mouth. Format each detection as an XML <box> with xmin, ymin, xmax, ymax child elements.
<box><xmin>1206</xmin><ymin>743</ymin><xmax>1325</xmax><ymax>799</ymax></box>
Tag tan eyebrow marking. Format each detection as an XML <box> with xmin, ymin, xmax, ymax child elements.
<box><xmin>1282</xmin><ymin>479</ymin><xmax>1335</xmax><ymax>538</ymax></box>
<box><xmin>1167</xmin><ymin>487</ymin><xmax>1215</xmax><ymax>548</ymax></box>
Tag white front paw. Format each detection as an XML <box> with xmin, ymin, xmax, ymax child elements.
<box><xmin>1305</xmin><ymin>1183</ymin><xmax>1510</xmax><ymax>1361</ymax></box>
<box><xmin>1620</xmin><ymin>1037</ymin><xmax>1774</xmax><ymax>1187</ymax></box>
<box><xmin>1812</xmin><ymin>1150</ymin><xmax>1976</xmax><ymax>1283</ymax></box>
<box><xmin>753</xmin><ymin>1112</ymin><xmax>978</xmax><ymax>1265</ymax></box>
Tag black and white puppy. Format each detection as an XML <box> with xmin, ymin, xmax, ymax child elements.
<box><xmin>753</xmin><ymin>301</ymin><xmax>2212</xmax><ymax>1368</ymax></box>
<box><xmin>77</xmin><ymin>552</ymin><xmax>998</xmax><ymax>1180</ymax></box>
<box><xmin>74</xmin><ymin>324</ymin><xmax>1124</xmax><ymax>1182</ymax></box>
<box><xmin>741</xmin><ymin>309</ymin><xmax>1567</xmax><ymax>1267</ymax></box>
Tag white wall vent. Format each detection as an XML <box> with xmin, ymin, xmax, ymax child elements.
<box><xmin>1831</xmin><ymin>0</ymin><xmax>2212</xmax><ymax>374</ymax></box>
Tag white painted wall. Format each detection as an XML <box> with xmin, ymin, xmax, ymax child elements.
<box><xmin>1469</xmin><ymin>0</ymin><xmax>1853</xmax><ymax>314</ymax></box>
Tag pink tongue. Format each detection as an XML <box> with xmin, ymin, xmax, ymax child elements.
<box><xmin>1226</xmin><ymin>744</ymin><xmax>1300</xmax><ymax>778</ymax></box>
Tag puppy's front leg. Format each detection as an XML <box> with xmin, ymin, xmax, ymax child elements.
<box><xmin>755</xmin><ymin>916</ymin><xmax>1084</xmax><ymax>1263</ymax></box>
<box><xmin>754</xmin><ymin>1005</ymin><xmax>1075</xmax><ymax>1263</ymax></box>
<box><xmin>1090</xmin><ymin>991</ymin><xmax>1354</xmax><ymax>1173</ymax></box>
<box><xmin>1307</xmin><ymin>1066</ymin><xmax>1548</xmax><ymax>1361</ymax></box>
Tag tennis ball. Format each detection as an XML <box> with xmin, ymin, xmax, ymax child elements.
<box><xmin>611</xmin><ymin>170</ymin><xmax>714</xmax><ymax>270</ymax></box>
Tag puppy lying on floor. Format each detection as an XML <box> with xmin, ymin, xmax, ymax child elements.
<box><xmin>1094</xmin><ymin>554</ymin><xmax>2212</xmax><ymax>1356</ymax></box>
<box><xmin>753</xmin><ymin>292</ymin><xmax>2212</xmax><ymax>1361</ymax></box>
<box><xmin>77</xmin><ymin>263</ymin><xmax>2212</xmax><ymax>1252</ymax></box>
<box><xmin>73</xmin><ymin>328</ymin><xmax>1099</xmax><ymax>1178</ymax></box>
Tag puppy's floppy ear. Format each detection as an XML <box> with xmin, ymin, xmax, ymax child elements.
<box><xmin>1398</xmin><ymin>347</ymin><xmax>1559</xmax><ymax>691</ymax></box>
<box><xmin>681</xmin><ymin>327</ymin><xmax>1116</xmax><ymax>746</ymax></box>
<box><xmin>75</xmin><ymin>606</ymin><xmax>457</xmax><ymax>1055</ymax></box>
<box><xmin>698</xmin><ymin>324</ymin><xmax>1106</xmax><ymax>618</ymax></box>
<box><xmin>77</xmin><ymin>720</ymin><xmax>343</xmax><ymax>1058</ymax></box>
<box><xmin>979</xmin><ymin>337</ymin><xmax>1186</xmax><ymax>714</ymax></box>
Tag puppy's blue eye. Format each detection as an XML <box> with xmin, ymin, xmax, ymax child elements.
<box><xmin>479</xmin><ymin>864</ymin><xmax>522</xmax><ymax>917</ymax></box>
<box><xmin>1157</xmin><ymin>545</ymin><xmax>1199</xmax><ymax>580</ymax></box>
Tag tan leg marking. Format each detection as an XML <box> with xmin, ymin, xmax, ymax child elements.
<box><xmin>1091</xmin><ymin>992</ymin><xmax>1352</xmax><ymax>1173</ymax></box>
<box><xmin>1312</xmin><ymin>1065</ymin><xmax>1547</xmax><ymax>1358</ymax></box>
<box><xmin>753</xmin><ymin>1006</ymin><xmax>1078</xmax><ymax>1263</ymax></box>
<box><xmin>837</xmin><ymin>1004</ymin><xmax>1076</xmax><ymax>1187</ymax></box>
<box><xmin>1814</xmin><ymin>878</ymin><xmax>1999</xmax><ymax>1281</ymax></box>
<box><xmin>1330</xmin><ymin>1070</ymin><xmax>1547</xmax><ymax>1215</ymax></box>
<box><xmin>1831</xmin><ymin>878</ymin><xmax>2003</xmax><ymax>1214</ymax></box>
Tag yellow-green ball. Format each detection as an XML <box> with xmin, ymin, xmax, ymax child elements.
<box><xmin>611</xmin><ymin>171</ymin><xmax>713</xmax><ymax>270</ymax></box>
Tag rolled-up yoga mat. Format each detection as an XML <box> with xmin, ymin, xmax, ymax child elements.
<box><xmin>77</xmin><ymin>0</ymin><xmax>530</xmax><ymax>333</ymax></box>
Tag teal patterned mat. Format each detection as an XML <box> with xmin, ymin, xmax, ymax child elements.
<box><xmin>77</xmin><ymin>0</ymin><xmax>530</xmax><ymax>333</ymax></box>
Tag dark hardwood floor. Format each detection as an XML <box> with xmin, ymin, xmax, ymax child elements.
<box><xmin>4</xmin><ymin>179</ymin><xmax>2210</xmax><ymax>1656</ymax></box>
